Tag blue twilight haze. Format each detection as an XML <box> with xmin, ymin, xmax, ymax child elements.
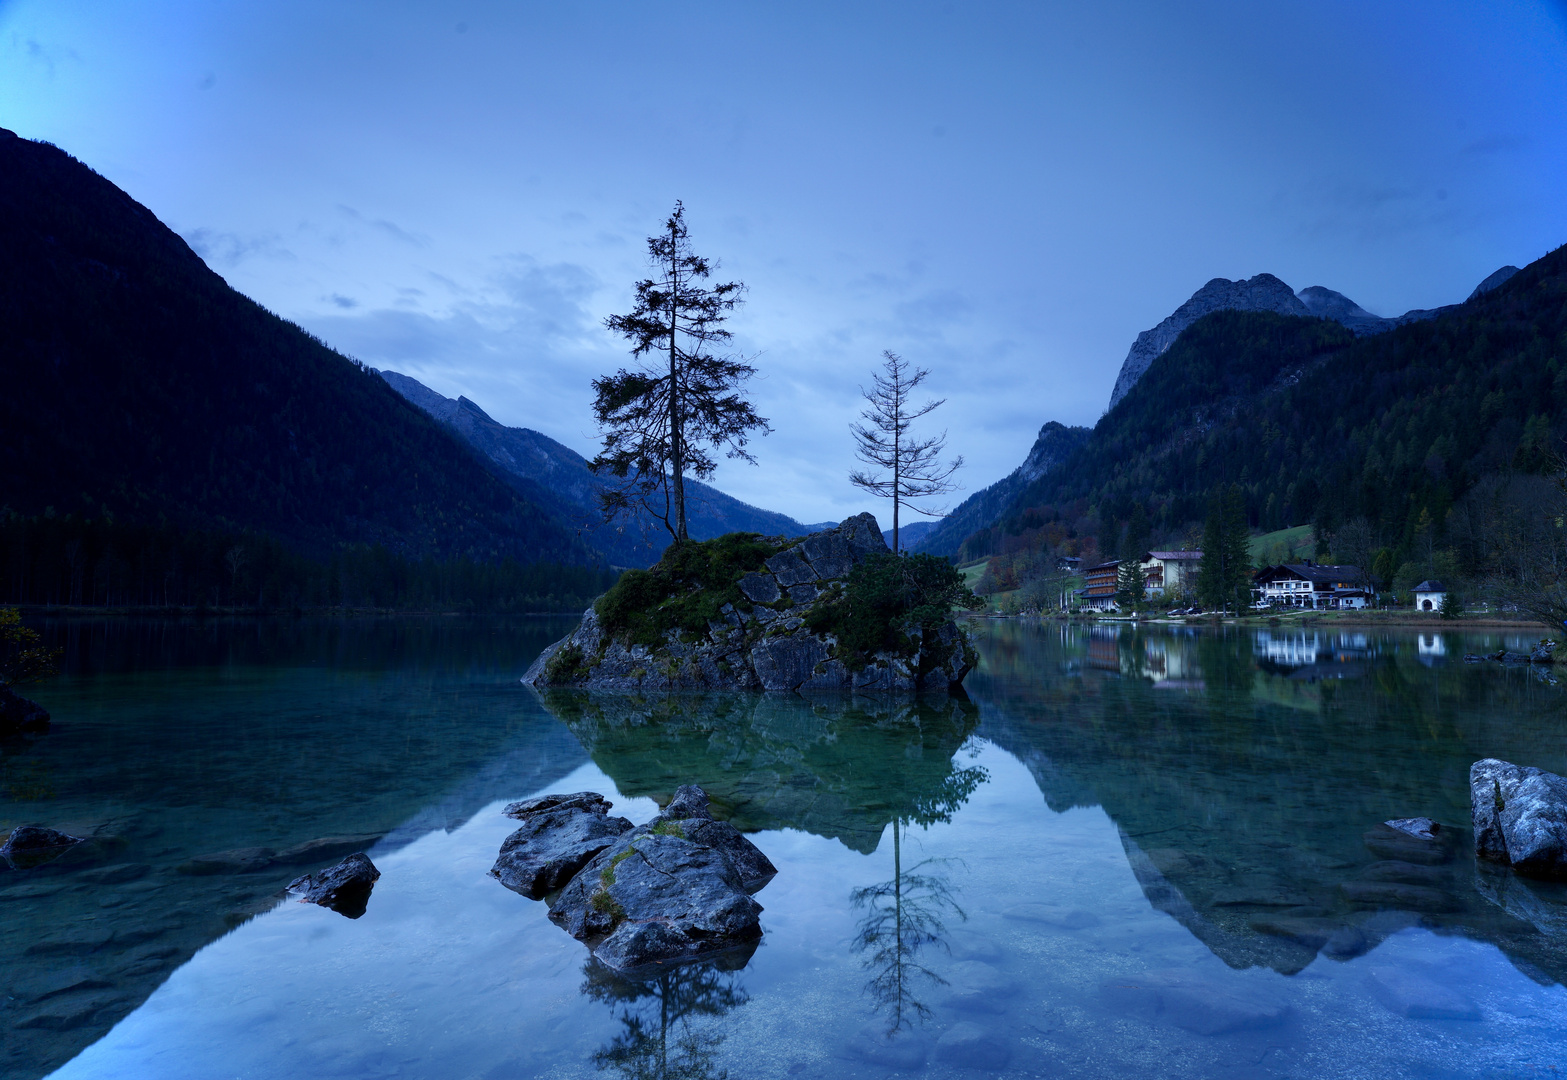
<box><xmin>3</xmin><ymin>0</ymin><xmax>1565</xmax><ymax>523</ymax></box>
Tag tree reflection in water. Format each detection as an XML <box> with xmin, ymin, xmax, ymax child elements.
<box><xmin>582</xmin><ymin>954</ymin><xmax>750</xmax><ymax>1080</ymax></box>
<box><xmin>851</xmin><ymin>756</ymin><xmax>987</xmax><ymax>1035</ymax></box>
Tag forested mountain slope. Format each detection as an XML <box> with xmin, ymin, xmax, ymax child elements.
<box><xmin>958</xmin><ymin>243</ymin><xmax>1567</xmax><ymax>569</ymax></box>
<box><xmin>914</xmin><ymin>421</ymin><xmax>1090</xmax><ymax>556</ymax></box>
<box><xmin>0</xmin><ymin>129</ymin><xmax>588</xmax><ymax>568</ymax></box>
<box><xmin>377</xmin><ymin>371</ymin><xmax>811</xmax><ymax>567</ymax></box>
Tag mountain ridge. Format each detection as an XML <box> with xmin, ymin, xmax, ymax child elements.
<box><xmin>376</xmin><ymin>370</ymin><xmax>812</xmax><ymax>566</ymax></box>
<box><xmin>1106</xmin><ymin>266</ymin><xmax>1518</xmax><ymax>410</ymax></box>
<box><xmin>0</xmin><ymin>128</ymin><xmax>591</xmax><ymax>568</ymax></box>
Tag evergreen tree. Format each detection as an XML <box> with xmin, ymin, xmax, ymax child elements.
<box><xmin>1196</xmin><ymin>485</ymin><xmax>1252</xmax><ymax>613</ymax></box>
<box><xmin>1115</xmin><ymin>558</ymin><xmax>1147</xmax><ymax>610</ymax></box>
<box><xmin>594</xmin><ymin>203</ymin><xmax>770</xmax><ymax>541</ymax></box>
<box><xmin>1439</xmin><ymin>589</ymin><xmax>1461</xmax><ymax>620</ymax></box>
<box><xmin>1222</xmin><ymin>485</ymin><xmax>1253</xmax><ymax>611</ymax></box>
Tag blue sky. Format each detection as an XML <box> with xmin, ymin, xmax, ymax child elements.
<box><xmin>4</xmin><ymin>1</ymin><xmax>1565</xmax><ymax>524</ymax></box>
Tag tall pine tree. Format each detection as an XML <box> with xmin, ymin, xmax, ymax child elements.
<box><xmin>1196</xmin><ymin>485</ymin><xmax>1252</xmax><ymax>613</ymax></box>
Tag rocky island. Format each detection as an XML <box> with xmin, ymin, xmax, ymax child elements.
<box><xmin>523</xmin><ymin>514</ymin><xmax>979</xmax><ymax>693</ymax></box>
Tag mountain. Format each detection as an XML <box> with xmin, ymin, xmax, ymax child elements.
<box><xmin>376</xmin><ymin>370</ymin><xmax>811</xmax><ymax>566</ymax></box>
<box><xmin>0</xmin><ymin>129</ymin><xmax>597</xmax><ymax>599</ymax></box>
<box><xmin>955</xmin><ymin>242</ymin><xmax>1567</xmax><ymax>570</ymax></box>
<box><xmin>912</xmin><ymin>421</ymin><xmax>1092</xmax><ymax>556</ymax></box>
<box><xmin>1106</xmin><ymin>267</ymin><xmax>1516</xmax><ymax>409</ymax></box>
<box><xmin>884</xmin><ymin>520</ymin><xmax>937</xmax><ymax>549</ymax></box>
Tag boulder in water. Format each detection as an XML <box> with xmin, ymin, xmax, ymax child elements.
<box><xmin>490</xmin><ymin>793</ymin><xmax>634</xmax><ymax>900</ymax></box>
<box><xmin>1471</xmin><ymin>758</ymin><xmax>1567</xmax><ymax>879</ymax></box>
<box><xmin>1</xmin><ymin>826</ymin><xmax>84</xmax><ymax>870</ymax></box>
<box><xmin>516</xmin><ymin>784</ymin><xmax>775</xmax><ymax>973</ymax></box>
<box><xmin>289</xmin><ymin>852</ymin><xmax>380</xmax><ymax>919</ymax></box>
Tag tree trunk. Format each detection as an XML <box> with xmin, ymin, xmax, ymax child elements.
<box><xmin>668</xmin><ymin>217</ymin><xmax>687</xmax><ymax>542</ymax></box>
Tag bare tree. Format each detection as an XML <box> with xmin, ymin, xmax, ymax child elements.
<box><xmin>849</xmin><ymin>352</ymin><xmax>963</xmax><ymax>553</ymax></box>
<box><xmin>593</xmin><ymin>202</ymin><xmax>770</xmax><ymax>542</ymax></box>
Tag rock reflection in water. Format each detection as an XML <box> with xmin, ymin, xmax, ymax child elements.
<box><xmin>582</xmin><ymin>953</ymin><xmax>750</xmax><ymax>1080</ymax></box>
<box><xmin>535</xmin><ymin>690</ymin><xmax>982</xmax><ymax>853</ymax></box>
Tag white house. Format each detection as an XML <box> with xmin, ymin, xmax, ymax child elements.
<box><xmin>1412</xmin><ymin>580</ymin><xmax>1447</xmax><ymax>612</ymax></box>
<box><xmin>1253</xmin><ymin>562</ymin><xmax>1372</xmax><ymax>610</ymax></box>
<box><xmin>1137</xmin><ymin>550</ymin><xmax>1203</xmax><ymax>600</ymax></box>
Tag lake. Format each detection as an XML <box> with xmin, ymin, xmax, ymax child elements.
<box><xmin>4</xmin><ymin>616</ymin><xmax>1566</xmax><ymax>1079</ymax></box>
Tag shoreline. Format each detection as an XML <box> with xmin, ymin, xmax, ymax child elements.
<box><xmin>10</xmin><ymin>604</ymin><xmax>584</xmax><ymax>619</ymax></box>
<box><xmin>966</xmin><ymin>612</ymin><xmax>1552</xmax><ymax>631</ymax></box>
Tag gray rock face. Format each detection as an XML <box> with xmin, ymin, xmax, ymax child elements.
<box><xmin>549</xmin><ymin>832</ymin><xmax>763</xmax><ymax>972</ymax></box>
<box><xmin>1472</xmin><ymin>758</ymin><xmax>1567</xmax><ymax>878</ymax></box>
<box><xmin>1106</xmin><ymin>267</ymin><xmax>1508</xmax><ymax>410</ymax></box>
<box><xmin>523</xmin><ymin>514</ymin><xmax>976</xmax><ymax>694</ymax></box>
<box><xmin>1108</xmin><ymin>274</ymin><xmax>1310</xmax><ymax>410</ymax></box>
<box><xmin>1</xmin><ymin>827</ymin><xmax>85</xmax><ymax>870</ymax></box>
<box><xmin>493</xmin><ymin>785</ymin><xmax>777</xmax><ymax>973</ymax></box>
<box><xmin>490</xmin><ymin>794</ymin><xmax>634</xmax><ymax>900</ymax></box>
<box><xmin>1469</xmin><ymin>265</ymin><xmax>1520</xmax><ymax>300</ymax></box>
<box><xmin>653</xmin><ymin>786</ymin><xmax>777</xmax><ymax>893</ymax></box>
<box><xmin>288</xmin><ymin>852</ymin><xmax>380</xmax><ymax>919</ymax></box>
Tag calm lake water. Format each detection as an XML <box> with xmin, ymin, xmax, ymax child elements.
<box><xmin>4</xmin><ymin>616</ymin><xmax>1567</xmax><ymax>1080</ymax></box>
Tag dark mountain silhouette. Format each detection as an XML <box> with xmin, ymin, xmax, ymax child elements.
<box><xmin>377</xmin><ymin>370</ymin><xmax>811</xmax><ymax>567</ymax></box>
<box><xmin>953</xmin><ymin>242</ymin><xmax>1567</xmax><ymax>569</ymax></box>
<box><xmin>0</xmin><ymin>129</ymin><xmax>591</xmax><ymax>572</ymax></box>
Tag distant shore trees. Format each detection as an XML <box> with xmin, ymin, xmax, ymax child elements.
<box><xmin>593</xmin><ymin>203</ymin><xmax>769</xmax><ymax>543</ymax></box>
<box><xmin>849</xmin><ymin>352</ymin><xmax>963</xmax><ymax>553</ymax></box>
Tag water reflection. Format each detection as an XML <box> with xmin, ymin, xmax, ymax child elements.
<box><xmin>2</xmin><ymin>616</ymin><xmax>583</xmax><ymax>1080</ymax></box>
<box><xmin>534</xmin><ymin>690</ymin><xmax>982</xmax><ymax>852</ymax></box>
<box><xmin>851</xmin><ymin>819</ymin><xmax>965</xmax><ymax>1034</ymax></box>
<box><xmin>20</xmin><ymin>617</ymin><xmax>1567</xmax><ymax>1079</ymax></box>
<box><xmin>969</xmin><ymin>619</ymin><xmax>1567</xmax><ymax>985</ymax></box>
<box><xmin>583</xmin><ymin>956</ymin><xmax>749</xmax><ymax>1080</ymax></box>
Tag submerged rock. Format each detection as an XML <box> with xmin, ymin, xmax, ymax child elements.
<box><xmin>0</xmin><ymin>688</ymin><xmax>50</xmax><ymax>737</ymax></box>
<box><xmin>176</xmin><ymin>846</ymin><xmax>277</xmax><ymax>875</ymax></box>
<box><xmin>1101</xmin><ymin>967</ymin><xmax>1289</xmax><ymax>1034</ymax></box>
<box><xmin>1365</xmin><ymin>966</ymin><xmax>1481</xmax><ymax>1020</ymax></box>
<box><xmin>1362</xmin><ymin>822</ymin><xmax>1452</xmax><ymax>865</ymax></box>
<box><xmin>490</xmin><ymin>792</ymin><xmax>634</xmax><ymax>900</ymax></box>
<box><xmin>289</xmin><ymin>852</ymin><xmax>380</xmax><ymax>919</ymax></box>
<box><xmin>934</xmin><ymin>1021</ymin><xmax>1010</xmax><ymax>1069</ymax></box>
<box><xmin>521</xmin><ymin>514</ymin><xmax>976</xmax><ymax>694</ymax></box>
<box><xmin>1384</xmin><ymin>817</ymin><xmax>1441</xmax><ymax>841</ymax></box>
<box><xmin>843</xmin><ymin>1023</ymin><xmax>927</xmax><ymax>1069</ymax></box>
<box><xmin>1472</xmin><ymin>758</ymin><xmax>1567</xmax><ymax>879</ymax></box>
<box><xmin>1</xmin><ymin>827</ymin><xmax>85</xmax><ymax>870</ymax></box>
